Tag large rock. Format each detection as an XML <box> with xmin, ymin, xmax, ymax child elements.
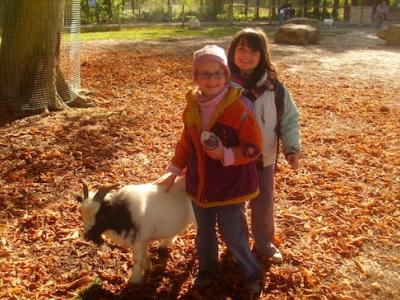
<box><xmin>283</xmin><ymin>17</ymin><xmax>320</xmax><ymax>29</ymax></box>
<box><xmin>376</xmin><ymin>24</ymin><xmax>400</xmax><ymax>47</ymax></box>
<box><xmin>273</xmin><ymin>23</ymin><xmax>319</xmax><ymax>45</ymax></box>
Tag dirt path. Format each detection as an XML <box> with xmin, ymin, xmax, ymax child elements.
<box><xmin>82</xmin><ymin>27</ymin><xmax>399</xmax><ymax>83</ymax></box>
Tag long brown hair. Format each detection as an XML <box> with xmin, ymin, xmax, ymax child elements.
<box><xmin>228</xmin><ymin>28</ymin><xmax>278</xmax><ymax>89</ymax></box>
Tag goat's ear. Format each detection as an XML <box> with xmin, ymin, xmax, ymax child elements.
<box><xmin>76</xmin><ymin>195</ymin><xmax>84</xmax><ymax>203</ymax></box>
<box><xmin>93</xmin><ymin>184</ymin><xmax>119</xmax><ymax>203</ymax></box>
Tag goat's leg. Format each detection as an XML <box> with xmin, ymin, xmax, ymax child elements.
<box><xmin>128</xmin><ymin>243</ymin><xmax>146</xmax><ymax>284</ymax></box>
<box><xmin>157</xmin><ymin>236</ymin><xmax>176</xmax><ymax>258</ymax></box>
<box><xmin>143</xmin><ymin>248</ymin><xmax>153</xmax><ymax>272</ymax></box>
<box><xmin>159</xmin><ymin>236</ymin><xmax>175</xmax><ymax>248</ymax></box>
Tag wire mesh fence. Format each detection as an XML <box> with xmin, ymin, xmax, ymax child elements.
<box><xmin>0</xmin><ymin>0</ymin><xmax>80</xmax><ymax>112</ymax></box>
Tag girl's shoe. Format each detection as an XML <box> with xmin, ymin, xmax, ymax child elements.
<box><xmin>258</xmin><ymin>243</ymin><xmax>283</xmax><ymax>264</ymax></box>
<box><xmin>267</xmin><ymin>246</ymin><xmax>283</xmax><ymax>264</ymax></box>
<box><xmin>244</xmin><ymin>277</ymin><xmax>263</xmax><ymax>297</ymax></box>
<box><xmin>193</xmin><ymin>269</ymin><xmax>221</xmax><ymax>289</ymax></box>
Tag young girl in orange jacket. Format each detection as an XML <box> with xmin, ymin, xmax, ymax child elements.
<box><xmin>158</xmin><ymin>44</ymin><xmax>263</xmax><ymax>295</ymax></box>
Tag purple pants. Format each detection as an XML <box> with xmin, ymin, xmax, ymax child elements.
<box><xmin>240</xmin><ymin>164</ymin><xmax>275</xmax><ymax>254</ymax></box>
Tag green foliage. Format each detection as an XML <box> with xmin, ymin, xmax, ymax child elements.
<box><xmin>78</xmin><ymin>0</ymin><xmax>354</xmax><ymax>24</ymax></box>
<box><xmin>80</xmin><ymin>24</ymin><xmax>247</xmax><ymax>41</ymax></box>
<box><xmin>201</xmin><ymin>0</ymin><xmax>225</xmax><ymax>20</ymax></box>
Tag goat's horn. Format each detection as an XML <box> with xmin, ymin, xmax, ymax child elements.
<box><xmin>80</xmin><ymin>179</ymin><xmax>89</xmax><ymax>199</ymax></box>
<box><xmin>93</xmin><ymin>184</ymin><xmax>119</xmax><ymax>203</ymax></box>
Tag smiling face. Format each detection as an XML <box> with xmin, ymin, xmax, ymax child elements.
<box><xmin>194</xmin><ymin>62</ymin><xmax>227</xmax><ymax>97</ymax></box>
<box><xmin>233</xmin><ymin>40</ymin><xmax>261</xmax><ymax>78</ymax></box>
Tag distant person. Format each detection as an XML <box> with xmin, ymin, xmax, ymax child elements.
<box><xmin>228</xmin><ymin>28</ymin><xmax>301</xmax><ymax>264</ymax></box>
<box><xmin>375</xmin><ymin>0</ymin><xmax>389</xmax><ymax>29</ymax></box>
<box><xmin>278</xmin><ymin>3</ymin><xmax>289</xmax><ymax>24</ymax></box>
<box><xmin>157</xmin><ymin>45</ymin><xmax>264</xmax><ymax>296</ymax></box>
<box><xmin>279</xmin><ymin>3</ymin><xmax>295</xmax><ymax>24</ymax></box>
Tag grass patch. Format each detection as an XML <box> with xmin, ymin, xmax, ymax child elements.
<box><xmin>80</xmin><ymin>25</ymin><xmax>273</xmax><ymax>41</ymax></box>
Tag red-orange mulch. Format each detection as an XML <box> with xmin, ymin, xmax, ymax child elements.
<box><xmin>0</xmin><ymin>41</ymin><xmax>399</xmax><ymax>300</ymax></box>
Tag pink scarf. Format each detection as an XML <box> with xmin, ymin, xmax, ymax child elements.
<box><xmin>197</xmin><ymin>84</ymin><xmax>229</xmax><ymax>130</ymax></box>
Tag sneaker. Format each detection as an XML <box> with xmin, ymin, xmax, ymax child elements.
<box><xmin>193</xmin><ymin>270</ymin><xmax>220</xmax><ymax>289</ymax></box>
<box><xmin>244</xmin><ymin>277</ymin><xmax>263</xmax><ymax>296</ymax></box>
<box><xmin>266</xmin><ymin>244</ymin><xmax>283</xmax><ymax>264</ymax></box>
<box><xmin>256</xmin><ymin>244</ymin><xmax>283</xmax><ymax>264</ymax></box>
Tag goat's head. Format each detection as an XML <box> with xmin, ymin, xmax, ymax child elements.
<box><xmin>76</xmin><ymin>179</ymin><xmax>118</xmax><ymax>245</ymax></box>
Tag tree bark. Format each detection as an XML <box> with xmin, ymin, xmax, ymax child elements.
<box><xmin>344</xmin><ymin>0</ymin><xmax>350</xmax><ymax>21</ymax></box>
<box><xmin>167</xmin><ymin>0</ymin><xmax>172</xmax><ymax>20</ymax></box>
<box><xmin>105</xmin><ymin>0</ymin><xmax>113</xmax><ymax>20</ymax></box>
<box><xmin>0</xmin><ymin>0</ymin><xmax>93</xmax><ymax>118</ymax></box>
<box><xmin>313</xmin><ymin>0</ymin><xmax>320</xmax><ymax>19</ymax></box>
<box><xmin>322</xmin><ymin>0</ymin><xmax>328</xmax><ymax>18</ymax></box>
<box><xmin>0</xmin><ymin>0</ymin><xmax>66</xmax><ymax>114</ymax></box>
<box><xmin>255</xmin><ymin>0</ymin><xmax>260</xmax><ymax>19</ymax></box>
<box><xmin>303</xmin><ymin>0</ymin><xmax>309</xmax><ymax>17</ymax></box>
<box><xmin>332</xmin><ymin>0</ymin><xmax>339</xmax><ymax>19</ymax></box>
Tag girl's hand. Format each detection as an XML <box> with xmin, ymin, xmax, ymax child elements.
<box><xmin>204</xmin><ymin>138</ymin><xmax>224</xmax><ymax>160</ymax></box>
<box><xmin>155</xmin><ymin>173</ymin><xmax>177</xmax><ymax>192</ymax></box>
<box><xmin>286</xmin><ymin>153</ymin><xmax>299</xmax><ymax>170</ymax></box>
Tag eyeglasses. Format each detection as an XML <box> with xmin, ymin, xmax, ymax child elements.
<box><xmin>196</xmin><ymin>71</ymin><xmax>225</xmax><ymax>80</ymax></box>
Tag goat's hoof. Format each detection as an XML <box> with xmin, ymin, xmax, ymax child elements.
<box><xmin>128</xmin><ymin>276</ymin><xmax>142</xmax><ymax>285</ymax></box>
<box><xmin>146</xmin><ymin>261</ymin><xmax>153</xmax><ymax>272</ymax></box>
<box><xmin>157</xmin><ymin>247</ymin><xmax>170</xmax><ymax>258</ymax></box>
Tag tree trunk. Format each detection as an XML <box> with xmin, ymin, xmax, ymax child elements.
<box><xmin>0</xmin><ymin>0</ymin><xmax>93</xmax><ymax>118</ymax></box>
<box><xmin>228</xmin><ymin>0</ymin><xmax>234</xmax><ymax>24</ymax></box>
<box><xmin>303</xmin><ymin>0</ymin><xmax>308</xmax><ymax>17</ymax></box>
<box><xmin>332</xmin><ymin>0</ymin><xmax>339</xmax><ymax>19</ymax></box>
<box><xmin>322</xmin><ymin>0</ymin><xmax>328</xmax><ymax>18</ymax></box>
<box><xmin>105</xmin><ymin>0</ymin><xmax>113</xmax><ymax>20</ymax></box>
<box><xmin>313</xmin><ymin>0</ymin><xmax>320</xmax><ymax>19</ymax></box>
<box><xmin>0</xmin><ymin>0</ymin><xmax>66</xmax><ymax>114</ymax></box>
<box><xmin>244</xmin><ymin>0</ymin><xmax>249</xmax><ymax>17</ymax></box>
<box><xmin>167</xmin><ymin>0</ymin><xmax>172</xmax><ymax>20</ymax></box>
<box><xmin>181</xmin><ymin>4</ymin><xmax>185</xmax><ymax>26</ymax></box>
<box><xmin>255</xmin><ymin>0</ymin><xmax>260</xmax><ymax>19</ymax></box>
<box><xmin>344</xmin><ymin>0</ymin><xmax>350</xmax><ymax>21</ymax></box>
<box><xmin>131</xmin><ymin>0</ymin><xmax>135</xmax><ymax>14</ymax></box>
<box><xmin>272</xmin><ymin>0</ymin><xmax>277</xmax><ymax>19</ymax></box>
<box><xmin>95</xmin><ymin>2</ymin><xmax>100</xmax><ymax>23</ymax></box>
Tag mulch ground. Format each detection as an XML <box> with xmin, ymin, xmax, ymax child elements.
<box><xmin>1</xmin><ymin>31</ymin><xmax>399</xmax><ymax>300</ymax></box>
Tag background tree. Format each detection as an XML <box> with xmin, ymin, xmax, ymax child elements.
<box><xmin>332</xmin><ymin>0</ymin><xmax>340</xmax><ymax>18</ymax></box>
<box><xmin>244</xmin><ymin>0</ymin><xmax>249</xmax><ymax>17</ymax></box>
<box><xmin>203</xmin><ymin>0</ymin><xmax>224</xmax><ymax>20</ymax></box>
<box><xmin>322</xmin><ymin>0</ymin><xmax>328</xmax><ymax>17</ymax></box>
<box><xmin>312</xmin><ymin>0</ymin><xmax>321</xmax><ymax>18</ymax></box>
<box><xmin>255</xmin><ymin>0</ymin><xmax>261</xmax><ymax>19</ymax></box>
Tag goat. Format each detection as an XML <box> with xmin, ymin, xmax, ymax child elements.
<box><xmin>76</xmin><ymin>177</ymin><xmax>195</xmax><ymax>284</ymax></box>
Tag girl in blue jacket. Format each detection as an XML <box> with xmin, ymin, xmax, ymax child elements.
<box><xmin>228</xmin><ymin>28</ymin><xmax>301</xmax><ymax>263</ymax></box>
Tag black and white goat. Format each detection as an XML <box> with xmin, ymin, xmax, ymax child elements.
<box><xmin>76</xmin><ymin>177</ymin><xmax>195</xmax><ymax>284</ymax></box>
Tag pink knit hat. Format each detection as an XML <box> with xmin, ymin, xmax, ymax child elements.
<box><xmin>192</xmin><ymin>45</ymin><xmax>230</xmax><ymax>79</ymax></box>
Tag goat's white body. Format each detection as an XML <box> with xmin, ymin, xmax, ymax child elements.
<box><xmin>113</xmin><ymin>181</ymin><xmax>194</xmax><ymax>245</ymax></box>
<box><xmin>81</xmin><ymin>178</ymin><xmax>195</xmax><ymax>284</ymax></box>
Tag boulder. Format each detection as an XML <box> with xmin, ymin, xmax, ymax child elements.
<box><xmin>283</xmin><ymin>17</ymin><xmax>320</xmax><ymax>29</ymax></box>
<box><xmin>273</xmin><ymin>23</ymin><xmax>319</xmax><ymax>45</ymax></box>
<box><xmin>188</xmin><ymin>18</ymin><xmax>201</xmax><ymax>29</ymax></box>
<box><xmin>376</xmin><ymin>24</ymin><xmax>400</xmax><ymax>47</ymax></box>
